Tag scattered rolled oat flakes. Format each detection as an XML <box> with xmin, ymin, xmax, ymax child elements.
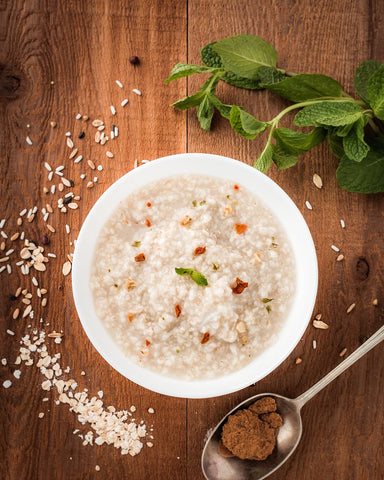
<box><xmin>295</xmin><ymin>357</ymin><xmax>302</xmax><ymax>365</ymax></box>
<box><xmin>372</xmin><ymin>299</ymin><xmax>378</xmax><ymax>306</ymax></box>
<box><xmin>312</xmin><ymin>174</ymin><xmax>323</xmax><ymax>189</ymax></box>
<box><xmin>336</xmin><ymin>254</ymin><xmax>344</xmax><ymax>262</ymax></box>
<box><xmin>339</xmin><ymin>348</ymin><xmax>347</xmax><ymax>357</ymax></box>
<box><xmin>305</xmin><ymin>200</ymin><xmax>313</xmax><ymax>210</ymax></box>
<box><xmin>3</xmin><ymin>380</ymin><xmax>12</xmax><ymax>388</ymax></box>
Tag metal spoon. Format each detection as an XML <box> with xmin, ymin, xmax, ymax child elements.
<box><xmin>202</xmin><ymin>324</ymin><xmax>384</xmax><ymax>480</ymax></box>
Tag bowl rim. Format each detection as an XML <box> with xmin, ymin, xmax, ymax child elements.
<box><xmin>72</xmin><ymin>153</ymin><xmax>318</xmax><ymax>398</ymax></box>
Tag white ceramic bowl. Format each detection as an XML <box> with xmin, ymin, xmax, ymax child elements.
<box><xmin>72</xmin><ymin>153</ymin><xmax>317</xmax><ymax>399</ymax></box>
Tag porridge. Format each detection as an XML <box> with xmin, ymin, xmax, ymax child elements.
<box><xmin>90</xmin><ymin>175</ymin><xmax>295</xmax><ymax>380</ymax></box>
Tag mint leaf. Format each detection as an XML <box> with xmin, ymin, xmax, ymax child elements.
<box><xmin>164</xmin><ymin>63</ymin><xmax>221</xmax><ymax>83</ymax></box>
<box><xmin>172</xmin><ymin>91</ymin><xmax>205</xmax><ymax>110</ymax></box>
<box><xmin>229</xmin><ymin>106</ymin><xmax>268</xmax><ymax>139</ymax></box>
<box><xmin>197</xmin><ymin>95</ymin><xmax>214</xmax><ymax>131</ymax></box>
<box><xmin>254</xmin><ymin>143</ymin><xmax>273</xmax><ymax>172</ymax></box>
<box><xmin>264</xmin><ymin>74</ymin><xmax>343</xmax><ymax>102</ymax></box>
<box><xmin>272</xmin><ymin>144</ymin><xmax>299</xmax><ymax>169</ymax></box>
<box><xmin>201</xmin><ymin>42</ymin><xmax>263</xmax><ymax>90</ymax></box>
<box><xmin>342</xmin><ymin>117</ymin><xmax>370</xmax><ymax>162</ymax></box>
<box><xmin>175</xmin><ymin>268</ymin><xmax>194</xmax><ymax>275</ymax></box>
<box><xmin>331</xmin><ymin>123</ymin><xmax>354</xmax><ymax>137</ymax></box>
<box><xmin>354</xmin><ymin>60</ymin><xmax>382</xmax><ymax>105</ymax></box>
<box><xmin>327</xmin><ymin>133</ymin><xmax>345</xmax><ymax>159</ymax></box>
<box><xmin>367</xmin><ymin>64</ymin><xmax>384</xmax><ymax>120</ymax></box>
<box><xmin>294</xmin><ymin>101</ymin><xmax>364</xmax><ymax>127</ymax></box>
<box><xmin>201</xmin><ymin>42</ymin><xmax>224</xmax><ymax>68</ymax></box>
<box><xmin>336</xmin><ymin>138</ymin><xmax>384</xmax><ymax>193</ymax></box>
<box><xmin>262</xmin><ymin>298</ymin><xmax>273</xmax><ymax>303</ymax></box>
<box><xmin>175</xmin><ymin>267</ymin><xmax>208</xmax><ymax>286</ymax></box>
<box><xmin>209</xmin><ymin>94</ymin><xmax>231</xmax><ymax>119</ymax></box>
<box><xmin>212</xmin><ymin>35</ymin><xmax>278</xmax><ymax>80</ymax></box>
<box><xmin>190</xmin><ymin>271</ymin><xmax>208</xmax><ymax>286</ymax></box>
<box><xmin>256</xmin><ymin>66</ymin><xmax>285</xmax><ymax>86</ymax></box>
<box><xmin>273</xmin><ymin>127</ymin><xmax>325</xmax><ymax>154</ymax></box>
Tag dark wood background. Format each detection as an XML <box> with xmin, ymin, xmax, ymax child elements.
<box><xmin>1</xmin><ymin>1</ymin><xmax>383</xmax><ymax>479</ymax></box>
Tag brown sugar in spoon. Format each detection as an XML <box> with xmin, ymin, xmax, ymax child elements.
<box><xmin>202</xmin><ymin>324</ymin><xmax>384</xmax><ymax>480</ymax></box>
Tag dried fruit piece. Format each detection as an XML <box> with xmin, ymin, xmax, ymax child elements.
<box><xmin>231</xmin><ymin>277</ymin><xmax>248</xmax><ymax>294</ymax></box>
<box><xmin>134</xmin><ymin>253</ymin><xmax>145</xmax><ymax>262</ymax></box>
<box><xmin>194</xmin><ymin>246</ymin><xmax>206</xmax><ymax>255</ymax></box>
<box><xmin>235</xmin><ymin>223</ymin><xmax>247</xmax><ymax>234</ymax></box>
<box><xmin>175</xmin><ymin>304</ymin><xmax>181</xmax><ymax>318</ymax></box>
<box><xmin>201</xmin><ymin>332</ymin><xmax>210</xmax><ymax>344</ymax></box>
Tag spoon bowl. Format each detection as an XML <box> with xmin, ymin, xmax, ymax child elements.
<box><xmin>202</xmin><ymin>394</ymin><xmax>302</xmax><ymax>480</ymax></box>
<box><xmin>202</xmin><ymin>324</ymin><xmax>384</xmax><ymax>480</ymax></box>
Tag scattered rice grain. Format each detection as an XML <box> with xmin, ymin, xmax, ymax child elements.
<box><xmin>346</xmin><ymin>303</ymin><xmax>356</xmax><ymax>314</ymax></box>
<box><xmin>121</xmin><ymin>99</ymin><xmax>129</xmax><ymax>107</ymax></box>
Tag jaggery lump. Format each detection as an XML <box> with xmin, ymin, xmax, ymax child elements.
<box><xmin>220</xmin><ymin>397</ymin><xmax>282</xmax><ymax>461</ymax></box>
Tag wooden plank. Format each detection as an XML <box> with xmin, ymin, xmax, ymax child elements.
<box><xmin>1</xmin><ymin>0</ymin><xmax>384</xmax><ymax>479</ymax></box>
<box><xmin>0</xmin><ymin>1</ymin><xmax>187</xmax><ymax>479</ymax></box>
<box><xmin>186</xmin><ymin>1</ymin><xmax>384</xmax><ymax>479</ymax></box>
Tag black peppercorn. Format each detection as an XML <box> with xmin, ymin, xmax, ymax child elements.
<box><xmin>40</xmin><ymin>235</ymin><xmax>50</xmax><ymax>245</ymax></box>
<box><xmin>78</xmin><ymin>131</ymin><xmax>85</xmax><ymax>139</ymax></box>
<box><xmin>129</xmin><ymin>55</ymin><xmax>140</xmax><ymax>65</ymax></box>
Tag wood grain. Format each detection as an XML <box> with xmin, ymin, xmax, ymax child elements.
<box><xmin>1</xmin><ymin>1</ymin><xmax>383</xmax><ymax>479</ymax></box>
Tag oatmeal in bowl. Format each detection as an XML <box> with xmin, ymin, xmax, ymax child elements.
<box><xmin>73</xmin><ymin>154</ymin><xmax>317</xmax><ymax>397</ymax></box>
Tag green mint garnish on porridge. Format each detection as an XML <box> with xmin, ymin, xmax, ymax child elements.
<box><xmin>262</xmin><ymin>298</ymin><xmax>273</xmax><ymax>303</ymax></box>
<box><xmin>175</xmin><ymin>267</ymin><xmax>208</xmax><ymax>286</ymax></box>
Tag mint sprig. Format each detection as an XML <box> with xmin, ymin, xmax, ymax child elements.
<box><xmin>165</xmin><ymin>34</ymin><xmax>384</xmax><ymax>193</ymax></box>
<box><xmin>175</xmin><ymin>267</ymin><xmax>208</xmax><ymax>286</ymax></box>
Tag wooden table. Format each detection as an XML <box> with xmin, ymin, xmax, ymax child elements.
<box><xmin>1</xmin><ymin>1</ymin><xmax>383</xmax><ymax>479</ymax></box>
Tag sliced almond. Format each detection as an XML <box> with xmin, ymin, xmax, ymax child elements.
<box><xmin>62</xmin><ymin>261</ymin><xmax>72</xmax><ymax>276</ymax></box>
<box><xmin>313</xmin><ymin>320</ymin><xmax>329</xmax><ymax>329</ymax></box>
<box><xmin>313</xmin><ymin>173</ymin><xmax>323</xmax><ymax>189</ymax></box>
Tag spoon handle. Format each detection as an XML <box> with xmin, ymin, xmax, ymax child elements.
<box><xmin>294</xmin><ymin>323</ymin><xmax>384</xmax><ymax>409</ymax></box>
